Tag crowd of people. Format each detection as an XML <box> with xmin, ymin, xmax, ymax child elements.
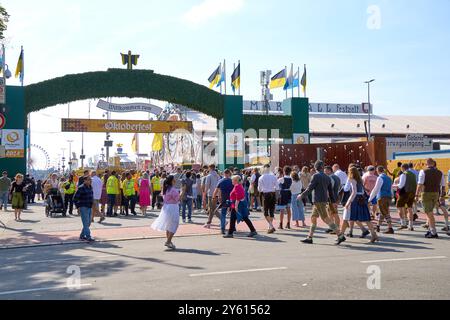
<box><xmin>1</xmin><ymin>157</ymin><xmax>449</xmax><ymax>249</ymax></box>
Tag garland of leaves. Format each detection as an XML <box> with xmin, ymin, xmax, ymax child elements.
<box><xmin>25</xmin><ymin>68</ymin><xmax>224</xmax><ymax>119</ymax></box>
<box><xmin>243</xmin><ymin>114</ymin><xmax>293</xmax><ymax>139</ymax></box>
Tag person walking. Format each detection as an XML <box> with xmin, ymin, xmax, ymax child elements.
<box><xmin>394</xmin><ymin>163</ymin><xmax>418</xmax><ymax>231</ymax></box>
<box><xmin>151</xmin><ymin>175</ymin><xmax>180</xmax><ymax>250</ymax></box>
<box><xmin>100</xmin><ymin>171</ymin><xmax>110</xmax><ymax>216</ymax></box>
<box><xmin>224</xmin><ymin>175</ymin><xmax>258</xmax><ymax>238</ymax></box>
<box><xmin>91</xmin><ymin>171</ymin><xmax>105</xmax><ymax>223</ymax></box>
<box><xmin>213</xmin><ymin>169</ymin><xmax>234</xmax><ymax>234</ymax></box>
<box><xmin>180</xmin><ymin>171</ymin><xmax>194</xmax><ymax>223</ymax></box>
<box><xmin>290</xmin><ymin>170</ymin><xmax>306</xmax><ymax>228</ymax></box>
<box><xmin>11</xmin><ymin>174</ymin><xmax>27</xmax><ymax>221</ymax></box>
<box><xmin>73</xmin><ymin>175</ymin><xmax>95</xmax><ymax>242</ymax></box>
<box><xmin>203</xmin><ymin>164</ymin><xmax>220</xmax><ymax>227</ymax></box>
<box><xmin>250</xmin><ymin>168</ymin><xmax>262</xmax><ymax>211</ymax></box>
<box><xmin>362</xmin><ymin>166</ymin><xmax>379</xmax><ymax>220</ymax></box>
<box><xmin>299</xmin><ymin>166</ymin><xmax>312</xmax><ymax>207</ymax></box>
<box><xmin>62</xmin><ymin>175</ymin><xmax>76</xmax><ymax>216</ymax></box>
<box><xmin>277</xmin><ymin>166</ymin><xmax>293</xmax><ymax>230</ymax></box>
<box><xmin>337</xmin><ymin>167</ymin><xmax>379</xmax><ymax>245</ymax></box>
<box><xmin>106</xmin><ymin>171</ymin><xmax>120</xmax><ymax>217</ymax></box>
<box><xmin>0</xmin><ymin>171</ymin><xmax>11</xmax><ymax>211</ymax></box>
<box><xmin>416</xmin><ymin>158</ymin><xmax>445</xmax><ymax>238</ymax></box>
<box><xmin>258</xmin><ymin>164</ymin><xmax>278</xmax><ymax>233</ymax></box>
<box><xmin>139</xmin><ymin>173</ymin><xmax>152</xmax><ymax>216</ymax></box>
<box><xmin>299</xmin><ymin>161</ymin><xmax>340</xmax><ymax>244</ymax></box>
<box><xmin>325</xmin><ymin>166</ymin><xmax>341</xmax><ymax>233</ymax></box>
<box><xmin>151</xmin><ymin>172</ymin><xmax>162</xmax><ymax>210</ymax></box>
<box><xmin>35</xmin><ymin>179</ymin><xmax>44</xmax><ymax>202</ymax></box>
<box><xmin>122</xmin><ymin>172</ymin><xmax>137</xmax><ymax>216</ymax></box>
<box><xmin>368</xmin><ymin>166</ymin><xmax>395</xmax><ymax>234</ymax></box>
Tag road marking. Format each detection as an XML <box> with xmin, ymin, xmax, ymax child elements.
<box><xmin>0</xmin><ymin>283</ymin><xmax>92</xmax><ymax>296</ymax></box>
<box><xmin>1</xmin><ymin>255</ymin><xmax>114</xmax><ymax>266</ymax></box>
<box><xmin>190</xmin><ymin>267</ymin><xmax>288</xmax><ymax>277</ymax></box>
<box><xmin>360</xmin><ymin>256</ymin><xmax>447</xmax><ymax>264</ymax></box>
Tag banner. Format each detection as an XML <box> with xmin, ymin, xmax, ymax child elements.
<box><xmin>96</xmin><ymin>99</ymin><xmax>163</xmax><ymax>115</ymax></box>
<box><xmin>1</xmin><ymin>129</ymin><xmax>25</xmax><ymax>158</ymax></box>
<box><xmin>293</xmin><ymin>133</ymin><xmax>310</xmax><ymax>144</ymax></box>
<box><xmin>226</xmin><ymin>132</ymin><xmax>244</xmax><ymax>158</ymax></box>
<box><xmin>61</xmin><ymin>119</ymin><xmax>193</xmax><ymax>133</ymax></box>
<box><xmin>243</xmin><ymin>101</ymin><xmax>373</xmax><ymax>114</ymax></box>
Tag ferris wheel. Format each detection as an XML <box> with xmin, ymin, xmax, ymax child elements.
<box><xmin>28</xmin><ymin>144</ymin><xmax>51</xmax><ymax>170</ymax></box>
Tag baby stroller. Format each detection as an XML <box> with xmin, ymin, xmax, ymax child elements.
<box><xmin>45</xmin><ymin>188</ymin><xmax>65</xmax><ymax>218</ymax></box>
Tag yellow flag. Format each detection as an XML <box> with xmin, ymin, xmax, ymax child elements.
<box><xmin>152</xmin><ymin>133</ymin><xmax>163</xmax><ymax>152</ymax></box>
<box><xmin>131</xmin><ymin>133</ymin><xmax>138</xmax><ymax>153</ymax></box>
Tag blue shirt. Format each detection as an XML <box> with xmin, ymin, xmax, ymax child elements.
<box><xmin>217</xmin><ymin>178</ymin><xmax>233</xmax><ymax>205</ymax></box>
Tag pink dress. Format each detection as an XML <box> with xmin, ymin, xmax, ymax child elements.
<box><xmin>151</xmin><ymin>187</ymin><xmax>180</xmax><ymax>234</ymax></box>
<box><xmin>139</xmin><ymin>179</ymin><xmax>151</xmax><ymax>207</ymax></box>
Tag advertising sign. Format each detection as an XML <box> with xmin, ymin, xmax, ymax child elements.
<box><xmin>243</xmin><ymin>100</ymin><xmax>373</xmax><ymax>115</ymax></box>
<box><xmin>293</xmin><ymin>133</ymin><xmax>310</xmax><ymax>144</ymax></box>
<box><xmin>96</xmin><ymin>99</ymin><xmax>163</xmax><ymax>115</ymax></box>
<box><xmin>61</xmin><ymin>119</ymin><xmax>193</xmax><ymax>133</ymax></box>
<box><xmin>386</xmin><ymin>135</ymin><xmax>433</xmax><ymax>160</ymax></box>
<box><xmin>1</xmin><ymin>129</ymin><xmax>25</xmax><ymax>158</ymax></box>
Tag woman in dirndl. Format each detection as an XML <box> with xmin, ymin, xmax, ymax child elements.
<box><xmin>337</xmin><ymin>167</ymin><xmax>379</xmax><ymax>245</ymax></box>
<box><xmin>151</xmin><ymin>175</ymin><xmax>179</xmax><ymax>250</ymax></box>
<box><xmin>11</xmin><ymin>174</ymin><xmax>26</xmax><ymax>221</ymax></box>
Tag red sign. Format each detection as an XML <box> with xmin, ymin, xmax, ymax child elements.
<box><xmin>0</xmin><ymin>114</ymin><xmax>5</xmax><ymax>129</ymax></box>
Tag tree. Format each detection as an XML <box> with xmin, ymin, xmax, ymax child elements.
<box><xmin>0</xmin><ymin>5</ymin><xmax>9</xmax><ymax>40</ymax></box>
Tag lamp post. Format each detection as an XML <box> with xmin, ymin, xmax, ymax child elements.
<box><xmin>67</xmin><ymin>140</ymin><xmax>74</xmax><ymax>172</ymax></box>
<box><xmin>364</xmin><ymin>79</ymin><xmax>375</xmax><ymax>141</ymax></box>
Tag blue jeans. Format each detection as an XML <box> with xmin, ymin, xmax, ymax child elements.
<box><xmin>220</xmin><ymin>207</ymin><xmax>228</xmax><ymax>232</ymax></box>
<box><xmin>181</xmin><ymin>198</ymin><xmax>193</xmax><ymax>220</ymax></box>
<box><xmin>107</xmin><ymin>194</ymin><xmax>116</xmax><ymax>216</ymax></box>
<box><xmin>80</xmin><ymin>207</ymin><xmax>92</xmax><ymax>239</ymax></box>
<box><xmin>0</xmin><ymin>191</ymin><xmax>8</xmax><ymax>210</ymax></box>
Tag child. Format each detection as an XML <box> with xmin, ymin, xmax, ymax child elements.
<box><xmin>151</xmin><ymin>176</ymin><xmax>180</xmax><ymax>250</ymax></box>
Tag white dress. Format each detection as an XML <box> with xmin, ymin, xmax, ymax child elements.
<box><xmin>151</xmin><ymin>187</ymin><xmax>180</xmax><ymax>234</ymax></box>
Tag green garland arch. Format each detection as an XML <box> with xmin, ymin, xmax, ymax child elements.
<box><xmin>25</xmin><ymin>68</ymin><xmax>224</xmax><ymax>119</ymax></box>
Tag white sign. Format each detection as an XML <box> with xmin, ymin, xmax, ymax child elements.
<box><xmin>0</xmin><ymin>78</ymin><xmax>5</xmax><ymax>104</ymax></box>
<box><xmin>1</xmin><ymin>129</ymin><xmax>24</xmax><ymax>150</ymax></box>
<box><xmin>1</xmin><ymin>129</ymin><xmax>25</xmax><ymax>158</ymax></box>
<box><xmin>386</xmin><ymin>135</ymin><xmax>433</xmax><ymax>160</ymax></box>
<box><xmin>243</xmin><ymin>100</ymin><xmax>372</xmax><ymax>114</ymax></box>
<box><xmin>96</xmin><ymin>99</ymin><xmax>163</xmax><ymax>115</ymax></box>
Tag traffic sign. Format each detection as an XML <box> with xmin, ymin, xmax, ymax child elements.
<box><xmin>0</xmin><ymin>113</ymin><xmax>5</xmax><ymax>129</ymax></box>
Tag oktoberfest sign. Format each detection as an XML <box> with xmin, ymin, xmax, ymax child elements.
<box><xmin>61</xmin><ymin>119</ymin><xmax>193</xmax><ymax>134</ymax></box>
<box><xmin>96</xmin><ymin>99</ymin><xmax>163</xmax><ymax>115</ymax></box>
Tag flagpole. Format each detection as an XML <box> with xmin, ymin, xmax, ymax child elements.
<box><xmin>20</xmin><ymin>46</ymin><xmax>24</xmax><ymax>87</ymax></box>
<box><xmin>238</xmin><ymin>60</ymin><xmax>241</xmax><ymax>96</ymax></box>
<box><xmin>223</xmin><ymin>59</ymin><xmax>227</xmax><ymax>95</ymax></box>
<box><xmin>219</xmin><ymin>62</ymin><xmax>222</xmax><ymax>95</ymax></box>
<box><xmin>233</xmin><ymin>63</ymin><xmax>236</xmax><ymax>96</ymax></box>
<box><xmin>304</xmin><ymin>64</ymin><xmax>307</xmax><ymax>98</ymax></box>
<box><xmin>298</xmin><ymin>66</ymin><xmax>300</xmax><ymax>98</ymax></box>
<box><xmin>291</xmin><ymin>63</ymin><xmax>294</xmax><ymax>98</ymax></box>
<box><xmin>285</xmin><ymin>66</ymin><xmax>288</xmax><ymax>100</ymax></box>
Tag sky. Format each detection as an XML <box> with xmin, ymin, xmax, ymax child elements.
<box><xmin>2</xmin><ymin>0</ymin><xmax>450</xmax><ymax>168</ymax></box>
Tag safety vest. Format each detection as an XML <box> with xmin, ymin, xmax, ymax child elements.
<box><xmin>151</xmin><ymin>176</ymin><xmax>161</xmax><ymax>191</ymax></box>
<box><xmin>106</xmin><ymin>176</ymin><xmax>120</xmax><ymax>195</ymax></box>
<box><xmin>63</xmin><ymin>181</ymin><xmax>76</xmax><ymax>195</ymax></box>
<box><xmin>123</xmin><ymin>179</ymin><xmax>136</xmax><ymax>196</ymax></box>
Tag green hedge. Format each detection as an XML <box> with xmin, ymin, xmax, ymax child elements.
<box><xmin>243</xmin><ymin>114</ymin><xmax>292</xmax><ymax>139</ymax></box>
<box><xmin>25</xmin><ymin>68</ymin><xmax>224</xmax><ymax>119</ymax></box>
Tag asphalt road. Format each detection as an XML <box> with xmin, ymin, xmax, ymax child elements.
<box><xmin>0</xmin><ymin>226</ymin><xmax>449</xmax><ymax>300</ymax></box>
